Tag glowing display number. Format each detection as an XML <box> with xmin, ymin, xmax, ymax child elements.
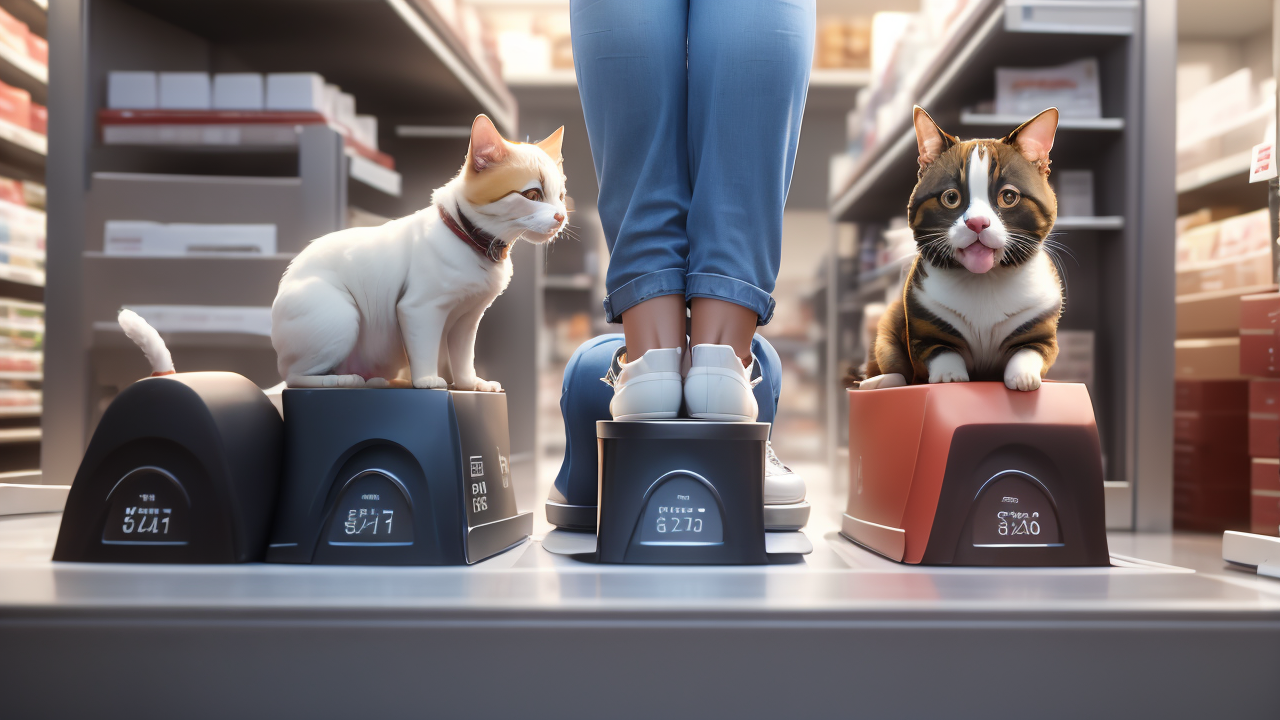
<box><xmin>996</xmin><ymin>510</ymin><xmax>1041</xmax><ymax>537</ymax></box>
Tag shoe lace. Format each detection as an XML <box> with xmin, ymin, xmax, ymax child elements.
<box><xmin>765</xmin><ymin>441</ymin><xmax>791</xmax><ymax>473</ymax></box>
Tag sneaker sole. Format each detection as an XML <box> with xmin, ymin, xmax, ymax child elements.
<box><xmin>688</xmin><ymin>412</ymin><xmax>755</xmax><ymax>422</ymax></box>
<box><xmin>764</xmin><ymin>501</ymin><xmax>811</xmax><ymax>531</ymax></box>
<box><xmin>612</xmin><ymin>411</ymin><xmax>679</xmax><ymax>421</ymax></box>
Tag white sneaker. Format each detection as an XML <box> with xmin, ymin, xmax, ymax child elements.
<box><xmin>764</xmin><ymin>441</ymin><xmax>810</xmax><ymax>530</ymax></box>
<box><xmin>684</xmin><ymin>344</ymin><xmax>759</xmax><ymax>421</ymax></box>
<box><xmin>605</xmin><ymin>346</ymin><xmax>683</xmax><ymax>421</ymax></box>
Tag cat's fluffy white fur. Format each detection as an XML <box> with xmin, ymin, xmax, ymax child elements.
<box><xmin>271</xmin><ymin>115</ymin><xmax>566</xmax><ymax>391</ymax></box>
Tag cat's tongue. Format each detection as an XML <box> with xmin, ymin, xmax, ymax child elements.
<box><xmin>956</xmin><ymin>242</ymin><xmax>995</xmax><ymax>273</ymax></box>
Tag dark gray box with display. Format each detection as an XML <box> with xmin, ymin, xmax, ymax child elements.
<box><xmin>265</xmin><ymin>389</ymin><xmax>531</xmax><ymax>565</ymax></box>
<box><xmin>595</xmin><ymin>420</ymin><xmax>778</xmax><ymax>564</ymax></box>
<box><xmin>53</xmin><ymin>372</ymin><xmax>284</xmax><ymax>564</ymax></box>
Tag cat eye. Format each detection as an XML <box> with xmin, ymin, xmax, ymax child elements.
<box><xmin>998</xmin><ymin>185</ymin><xmax>1021</xmax><ymax>209</ymax></box>
<box><xmin>522</xmin><ymin>188</ymin><xmax>544</xmax><ymax>202</ymax></box>
<box><xmin>940</xmin><ymin>188</ymin><xmax>961</xmax><ymax>209</ymax></box>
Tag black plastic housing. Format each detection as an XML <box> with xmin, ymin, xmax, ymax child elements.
<box><xmin>265</xmin><ymin>388</ymin><xmax>531</xmax><ymax>566</ymax></box>
<box><xmin>53</xmin><ymin>372</ymin><xmax>283</xmax><ymax>564</ymax></box>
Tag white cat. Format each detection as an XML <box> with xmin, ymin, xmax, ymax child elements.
<box><xmin>271</xmin><ymin>115</ymin><xmax>566</xmax><ymax>391</ymax></box>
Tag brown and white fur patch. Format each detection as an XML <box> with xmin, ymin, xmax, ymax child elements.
<box><xmin>271</xmin><ymin>114</ymin><xmax>567</xmax><ymax>391</ymax></box>
<box><xmin>861</xmin><ymin>106</ymin><xmax>1062</xmax><ymax>392</ymax></box>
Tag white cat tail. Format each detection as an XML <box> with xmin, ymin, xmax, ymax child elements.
<box><xmin>117</xmin><ymin>308</ymin><xmax>175</xmax><ymax>376</ymax></box>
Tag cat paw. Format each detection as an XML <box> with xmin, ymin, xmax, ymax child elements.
<box><xmin>322</xmin><ymin>374</ymin><xmax>366</xmax><ymax>388</ymax></box>
<box><xmin>412</xmin><ymin>375</ymin><xmax>448</xmax><ymax>390</ymax></box>
<box><xmin>366</xmin><ymin>377</ymin><xmax>390</xmax><ymax>389</ymax></box>
<box><xmin>927</xmin><ymin>354</ymin><xmax>969</xmax><ymax>384</ymax></box>
<box><xmin>859</xmin><ymin>373</ymin><xmax>907</xmax><ymax>390</ymax></box>
<box><xmin>474</xmin><ymin>378</ymin><xmax>503</xmax><ymax>393</ymax></box>
<box><xmin>1004</xmin><ymin>350</ymin><xmax>1044</xmax><ymax>391</ymax></box>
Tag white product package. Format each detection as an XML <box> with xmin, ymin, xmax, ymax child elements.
<box><xmin>158</xmin><ymin>72</ymin><xmax>212</xmax><ymax>110</ymax></box>
<box><xmin>996</xmin><ymin>58</ymin><xmax>1101</xmax><ymax>119</ymax></box>
<box><xmin>104</xmin><ymin>221</ymin><xmax>276</xmax><ymax>256</ymax></box>
<box><xmin>213</xmin><ymin>73</ymin><xmax>265</xmax><ymax>111</ymax></box>
<box><xmin>353</xmin><ymin>115</ymin><xmax>377</xmax><ymax>150</ymax></box>
<box><xmin>266</xmin><ymin>73</ymin><xmax>326</xmax><ymax>112</ymax></box>
<box><xmin>108</xmin><ymin>72</ymin><xmax>158</xmax><ymax>110</ymax></box>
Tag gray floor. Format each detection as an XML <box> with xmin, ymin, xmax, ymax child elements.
<box><xmin>2</xmin><ymin>465</ymin><xmax>1279</xmax><ymax>718</ymax></box>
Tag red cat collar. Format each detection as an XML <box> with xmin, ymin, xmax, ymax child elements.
<box><xmin>439</xmin><ymin>204</ymin><xmax>509</xmax><ymax>262</ymax></box>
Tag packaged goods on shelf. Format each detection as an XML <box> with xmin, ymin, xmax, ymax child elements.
<box><xmin>0</xmin><ymin>199</ymin><xmax>48</xmax><ymax>257</ymax></box>
<box><xmin>816</xmin><ymin>17</ymin><xmax>871</xmax><ymax>69</ymax></box>
<box><xmin>1252</xmin><ymin>458</ymin><xmax>1280</xmax><ymax>535</ymax></box>
<box><xmin>1053</xmin><ymin>170</ymin><xmax>1094</xmax><ymax>217</ymax></box>
<box><xmin>0</xmin><ymin>79</ymin><xmax>30</xmax><ymax>129</ymax></box>
<box><xmin>1175</xmin><ymin>208</ymin><xmax>1273</xmax><ymax>271</ymax></box>
<box><xmin>28</xmin><ymin>102</ymin><xmax>43</xmax><ymax>135</ymax></box>
<box><xmin>0</xmin><ymin>299</ymin><xmax>42</xmax><ymax>353</ymax></box>
<box><xmin>0</xmin><ymin>384</ymin><xmax>40</xmax><ymax>411</ymax></box>
<box><xmin>1175</xmin><ymin>337</ymin><xmax>1242</xmax><ymax>379</ymax></box>
<box><xmin>25</xmin><ymin>34</ymin><xmax>45</xmax><ymax>67</ymax></box>
<box><xmin>1240</xmin><ymin>292</ymin><xmax>1280</xmax><ymax>377</ymax></box>
<box><xmin>0</xmin><ymin>243</ymin><xmax>43</xmax><ymax>272</ymax></box>
<box><xmin>1045</xmin><ymin>330</ymin><xmax>1094</xmax><ymax>390</ymax></box>
<box><xmin>995</xmin><ymin>59</ymin><xmax>1101</xmax><ymax>119</ymax></box>
<box><xmin>266</xmin><ymin>73</ymin><xmax>325</xmax><ymax>112</ymax></box>
<box><xmin>353</xmin><ymin>115</ymin><xmax>377</xmax><ymax>151</ymax></box>
<box><xmin>158</xmin><ymin>72</ymin><xmax>211</xmax><ymax>110</ymax></box>
<box><xmin>1176</xmin><ymin>252</ymin><xmax>1273</xmax><ymax>296</ymax></box>
<box><xmin>1177</xmin><ymin>68</ymin><xmax>1259</xmax><ymax>148</ymax></box>
<box><xmin>108</xmin><ymin>71</ymin><xmax>157</xmax><ymax>110</ymax></box>
<box><xmin>0</xmin><ymin>6</ymin><xmax>29</xmax><ymax>58</ymax></box>
<box><xmin>118</xmin><ymin>305</ymin><xmax>272</xmax><ymax>337</ymax></box>
<box><xmin>103</xmin><ymin>221</ymin><xmax>276</xmax><ymax>256</ymax></box>
<box><xmin>0</xmin><ymin>322</ymin><xmax>42</xmax><ymax>352</ymax></box>
<box><xmin>1173</xmin><ymin>379</ymin><xmax>1251</xmax><ymax>532</ymax></box>
<box><xmin>22</xmin><ymin>181</ymin><xmax>43</xmax><ymax>210</ymax></box>
<box><xmin>213</xmin><ymin>73</ymin><xmax>264</xmax><ymax>111</ymax></box>
<box><xmin>1249</xmin><ymin>379</ymin><xmax>1280</xmax><ymax>458</ymax></box>
<box><xmin>0</xmin><ymin>349</ymin><xmax>39</xmax><ymax>374</ymax></box>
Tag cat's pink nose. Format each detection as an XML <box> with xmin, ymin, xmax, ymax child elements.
<box><xmin>965</xmin><ymin>216</ymin><xmax>990</xmax><ymax>234</ymax></box>
<box><xmin>554</xmin><ymin>212</ymin><xmax>565</xmax><ymax>223</ymax></box>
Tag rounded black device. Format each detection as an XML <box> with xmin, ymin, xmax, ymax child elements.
<box><xmin>265</xmin><ymin>388</ymin><xmax>531</xmax><ymax>566</ymax></box>
<box><xmin>53</xmin><ymin>372</ymin><xmax>284</xmax><ymax>563</ymax></box>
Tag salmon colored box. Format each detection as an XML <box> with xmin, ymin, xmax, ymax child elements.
<box><xmin>844</xmin><ymin>382</ymin><xmax>1109</xmax><ymax>566</ymax></box>
<box><xmin>24</xmin><ymin>34</ymin><xmax>45</xmax><ymax>66</ymax></box>
<box><xmin>0</xmin><ymin>80</ymin><xmax>29</xmax><ymax>129</ymax></box>
<box><xmin>1176</xmin><ymin>338</ymin><xmax>1242</xmax><ymax>379</ymax></box>
<box><xmin>0</xmin><ymin>7</ymin><xmax>27</xmax><ymax>56</ymax></box>
<box><xmin>1251</xmin><ymin>492</ymin><xmax>1280</xmax><ymax>536</ymax></box>
<box><xmin>27</xmin><ymin>103</ymin><xmax>44</xmax><ymax>135</ymax></box>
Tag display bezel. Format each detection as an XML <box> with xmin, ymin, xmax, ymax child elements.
<box><xmin>101</xmin><ymin>465</ymin><xmax>192</xmax><ymax>546</ymax></box>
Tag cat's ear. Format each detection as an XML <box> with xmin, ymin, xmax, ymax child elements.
<box><xmin>468</xmin><ymin>114</ymin><xmax>508</xmax><ymax>172</ymax></box>
<box><xmin>913</xmin><ymin>106</ymin><xmax>955</xmax><ymax>169</ymax></box>
<box><xmin>535</xmin><ymin>126</ymin><xmax>564</xmax><ymax>161</ymax></box>
<box><xmin>1004</xmin><ymin>107</ymin><xmax>1058</xmax><ymax>173</ymax></box>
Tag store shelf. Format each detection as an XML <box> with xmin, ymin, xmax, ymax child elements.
<box><xmin>0</xmin><ymin>0</ymin><xmax>46</xmax><ymax>39</ymax></box>
<box><xmin>117</xmin><ymin>0</ymin><xmax>517</xmax><ymax>134</ymax></box>
<box><xmin>960</xmin><ymin>112</ymin><xmax>1124</xmax><ymax>130</ymax></box>
<box><xmin>0</xmin><ymin>262</ymin><xmax>42</xmax><ymax>288</ymax></box>
<box><xmin>347</xmin><ymin>153</ymin><xmax>401</xmax><ymax>197</ymax></box>
<box><xmin>831</xmin><ymin>0</ymin><xmax>1133</xmax><ymax>223</ymax></box>
<box><xmin>1055</xmin><ymin>215</ymin><xmax>1125</xmax><ymax>230</ymax></box>
<box><xmin>1177</xmin><ymin>150</ymin><xmax>1252</xmax><ymax>194</ymax></box>
<box><xmin>1176</xmin><ymin>103</ymin><xmax>1272</xmax><ymax>153</ymax></box>
<box><xmin>395</xmin><ymin>125</ymin><xmax>471</xmax><ymax>139</ymax></box>
<box><xmin>543</xmin><ymin>273</ymin><xmax>594</xmax><ymax>291</ymax></box>
<box><xmin>1175</xmin><ymin>283</ymin><xmax>1278</xmax><ymax>338</ymax></box>
<box><xmin>1175</xmin><ymin>150</ymin><xmax>1268</xmax><ymax>214</ymax></box>
<box><xmin>0</xmin><ymin>426</ymin><xmax>39</xmax><ymax>444</ymax></box>
<box><xmin>0</xmin><ymin>405</ymin><xmax>38</xmax><ymax>418</ymax></box>
<box><xmin>81</xmin><ymin>253</ymin><xmax>295</xmax><ymax>311</ymax></box>
<box><xmin>0</xmin><ymin>40</ymin><xmax>44</xmax><ymax>104</ymax></box>
<box><xmin>0</xmin><ymin>370</ymin><xmax>39</xmax><ymax>381</ymax></box>
<box><xmin>504</xmin><ymin>69</ymin><xmax>577</xmax><ymax>88</ymax></box>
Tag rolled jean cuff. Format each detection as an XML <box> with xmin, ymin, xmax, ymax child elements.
<box><xmin>602</xmin><ymin>268</ymin><xmax>687</xmax><ymax>324</ymax></box>
<box><xmin>686</xmin><ymin>273</ymin><xmax>776</xmax><ymax>325</ymax></box>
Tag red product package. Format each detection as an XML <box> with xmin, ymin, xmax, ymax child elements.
<box><xmin>1240</xmin><ymin>292</ymin><xmax>1280</xmax><ymax>377</ymax></box>
<box><xmin>1249</xmin><ymin>379</ymin><xmax>1280</xmax><ymax>457</ymax></box>
<box><xmin>1252</xmin><ymin>491</ymin><xmax>1280</xmax><ymax>535</ymax></box>
<box><xmin>0</xmin><ymin>79</ymin><xmax>29</xmax><ymax>129</ymax></box>
<box><xmin>24</xmin><ymin>34</ymin><xmax>45</xmax><ymax>66</ymax></box>
<box><xmin>28</xmin><ymin>103</ymin><xmax>45</xmax><ymax>135</ymax></box>
<box><xmin>0</xmin><ymin>7</ymin><xmax>27</xmax><ymax>56</ymax></box>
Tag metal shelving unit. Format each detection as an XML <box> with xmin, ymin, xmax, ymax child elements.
<box><xmin>825</xmin><ymin>0</ymin><xmax>1174</xmax><ymax>531</ymax></box>
<box><xmin>42</xmin><ymin>0</ymin><xmax>535</xmax><ymax>489</ymax></box>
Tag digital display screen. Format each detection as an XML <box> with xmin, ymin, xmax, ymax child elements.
<box><xmin>461</xmin><ymin>447</ymin><xmax>518</xmax><ymax>529</ymax></box>
<box><xmin>102</xmin><ymin>467</ymin><xmax>190</xmax><ymax>545</ymax></box>
<box><xmin>971</xmin><ymin>472</ymin><xmax>1063</xmax><ymax>547</ymax></box>
<box><xmin>327</xmin><ymin>471</ymin><xmax>414</xmax><ymax>546</ymax></box>
<box><xmin>637</xmin><ymin>474</ymin><xmax>724</xmax><ymax>546</ymax></box>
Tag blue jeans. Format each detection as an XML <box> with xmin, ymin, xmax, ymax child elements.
<box><xmin>571</xmin><ymin>0</ymin><xmax>815</xmax><ymax>325</ymax></box>
<box><xmin>552</xmin><ymin>334</ymin><xmax>782</xmax><ymax>511</ymax></box>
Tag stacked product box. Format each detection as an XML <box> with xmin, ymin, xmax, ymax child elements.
<box><xmin>0</xmin><ymin>184</ymin><xmax>46</xmax><ymax>285</ymax></box>
<box><xmin>1241</xmin><ymin>291</ymin><xmax>1280</xmax><ymax>535</ymax></box>
<box><xmin>0</xmin><ymin>298</ymin><xmax>41</xmax><ymax>414</ymax></box>
<box><xmin>1173</xmin><ymin>380</ymin><xmax>1251</xmax><ymax>531</ymax></box>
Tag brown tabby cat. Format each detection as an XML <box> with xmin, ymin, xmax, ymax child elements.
<box><xmin>860</xmin><ymin>106</ymin><xmax>1062</xmax><ymax>392</ymax></box>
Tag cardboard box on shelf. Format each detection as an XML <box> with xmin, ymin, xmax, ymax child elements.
<box><xmin>213</xmin><ymin>73</ymin><xmax>264</xmax><ymax>111</ymax></box>
<box><xmin>996</xmin><ymin>58</ymin><xmax>1101</xmax><ymax>119</ymax></box>
<box><xmin>1240</xmin><ymin>291</ymin><xmax>1280</xmax><ymax>377</ymax></box>
<box><xmin>24</xmin><ymin>34</ymin><xmax>45</xmax><ymax>66</ymax></box>
<box><xmin>1176</xmin><ymin>251</ymin><xmax>1273</xmax><ymax>296</ymax></box>
<box><xmin>1249</xmin><ymin>379</ymin><xmax>1280</xmax><ymax>458</ymax></box>
<box><xmin>27</xmin><ymin>103</ymin><xmax>44</xmax><ymax>136</ymax></box>
<box><xmin>158</xmin><ymin>72</ymin><xmax>211</xmax><ymax>111</ymax></box>
<box><xmin>1175</xmin><ymin>337</ymin><xmax>1242</xmax><ymax>379</ymax></box>
<box><xmin>1252</xmin><ymin>478</ymin><xmax>1280</xmax><ymax>535</ymax></box>
<box><xmin>1216</xmin><ymin>208</ymin><xmax>1271</xmax><ymax>259</ymax></box>
<box><xmin>103</xmin><ymin>221</ymin><xmax>276</xmax><ymax>256</ymax></box>
<box><xmin>0</xmin><ymin>7</ymin><xmax>28</xmax><ymax>58</ymax></box>
<box><xmin>0</xmin><ymin>80</ymin><xmax>29</xmax><ymax>129</ymax></box>
<box><xmin>108</xmin><ymin>71</ymin><xmax>157</xmax><ymax>110</ymax></box>
<box><xmin>1176</xmin><ymin>220</ymin><xmax>1221</xmax><ymax>266</ymax></box>
<box><xmin>266</xmin><ymin>73</ymin><xmax>326</xmax><ymax>113</ymax></box>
